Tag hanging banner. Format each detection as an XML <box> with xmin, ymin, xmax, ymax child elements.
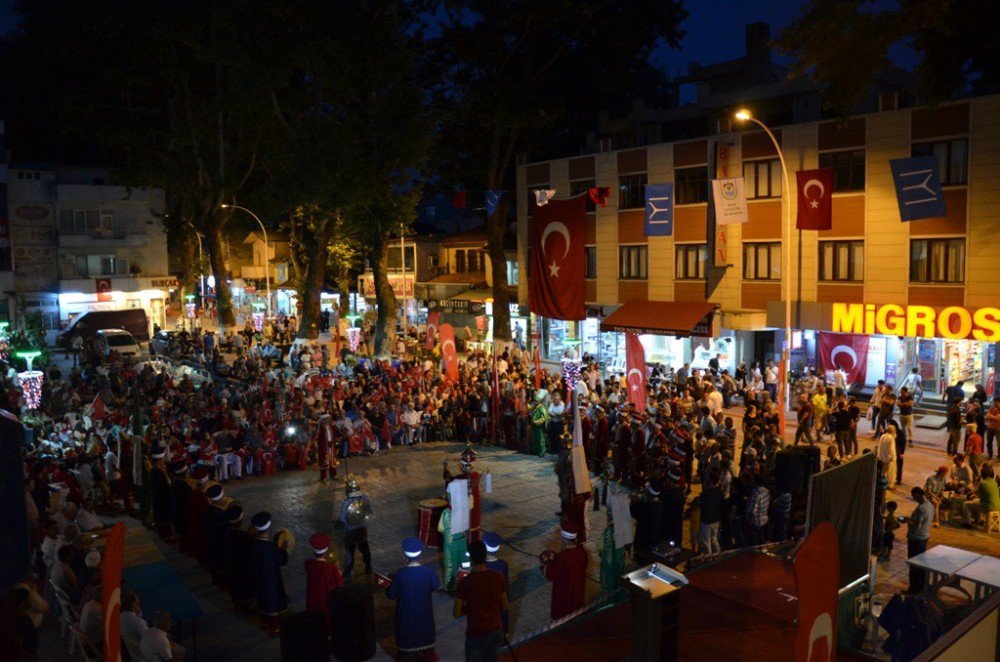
<box><xmin>711</xmin><ymin>177</ymin><xmax>749</xmax><ymax>225</ymax></box>
<box><xmin>425</xmin><ymin>311</ymin><xmax>440</xmax><ymax>350</ymax></box>
<box><xmin>643</xmin><ymin>183</ymin><xmax>674</xmax><ymax>236</ymax></box>
<box><xmin>817</xmin><ymin>332</ymin><xmax>870</xmax><ymax>385</ymax></box>
<box><xmin>796</xmin><ymin>169</ymin><xmax>834</xmax><ymax>230</ymax></box>
<box><xmin>529</xmin><ymin>196</ymin><xmax>586</xmax><ymax>321</ymax></box>
<box><xmin>625</xmin><ymin>332</ymin><xmax>647</xmax><ymax>409</ymax></box>
<box><xmin>439</xmin><ymin>323</ymin><xmax>459</xmax><ymax>381</ymax></box>
<box><xmin>889</xmin><ymin>155</ymin><xmax>946</xmax><ymax>221</ymax></box>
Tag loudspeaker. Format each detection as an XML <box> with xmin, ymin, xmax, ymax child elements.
<box><xmin>0</xmin><ymin>388</ymin><xmax>29</xmax><ymax>594</ymax></box>
<box><xmin>280</xmin><ymin>610</ymin><xmax>328</xmax><ymax>662</ymax></box>
<box><xmin>775</xmin><ymin>446</ymin><xmax>821</xmax><ymax>495</ymax></box>
<box><xmin>328</xmin><ymin>583</ymin><xmax>376</xmax><ymax>661</ymax></box>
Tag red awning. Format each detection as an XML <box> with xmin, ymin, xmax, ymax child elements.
<box><xmin>599</xmin><ymin>300</ymin><xmax>718</xmax><ymax>337</ymax></box>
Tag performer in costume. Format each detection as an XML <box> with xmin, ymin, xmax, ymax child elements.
<box><xmin>315</xmin><ymin>414</ymin><xmax>339</xmax><ymax>485</ymax></box>
<box><xmin>305</xmin><ymin>532</ymin><xmax>343</xmax><ymax>637</ymax></box>
<box><xmin>599</xmin><ymin>512</ymin><xmax>624</xmax><ymax>594</ymax></box>
<box><xmin>630</xmin><ymin>481</ymin><xmax>663</xmax><ymax>565</ymax></box>
<box><xmin>483</xmin><ymin>532</ymin><xmax>510</xmax><ymax>634</ymax></box>
<box><xmin>338</xmin><ymin>476</ymin><xmax>373</xmax><ymax>578</ymax></box>
<box><xmin>204</xmin><ymin>483</ymin><xmax>234</xmax><ymax>587</ymax></box>
<box><xmin>386</xmin><ymin>537</ymin><xmax>440</xmax><ymax>660</ymax></box>
<box><xmin>223</xmin><ymin>504</ymin><xmax>255</xmax><ymax>611</ymax></box>
<box><xmin>437</xmin><ymin>491</ymin><xmax>467</xmax><ymax>592</ymax></box>
<box><xmin>150</xmin><ymin>449</ymin><xmax>173</xmax><ymax>540</ymax></box>
<box><xmin>169</xmin><ymin>461</ymin><xmax>194</xmax><ymax>549</ymax></box>
<box><xmin>541</xmin><ymin>521</ymin><xmax>589</xmax><ymax>621</ymax></box>
<box><xmin>531</xmin><ymin>390</ymin><xmax>549</xmax><ymax>457</ymax></box>
<box><xmin>251</xmin><ymin>511</ymin><xmax>290</xmax><ymax>635</ymax></box>
<box><xmin>188</xmin><ymin>468</ymin><xmax>211</xmax><ymax>560</ymax></box>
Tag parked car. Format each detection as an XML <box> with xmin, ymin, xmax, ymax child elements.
<box><xmin>150</xmin><ymin>329</ymin><xmax>179</xmax><ymax>356</ymax></box>
<box><xmin>57</xmin><ymin>309</ymin><xmax>150</xmax><ymax>348</ymax></box>
<box><xmin>95</xmin><ymin>329</ymin><xmax>142</xmax><ymax>360</ymax></box>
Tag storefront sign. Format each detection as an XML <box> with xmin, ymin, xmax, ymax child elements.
<box><xmin>427</xmin><ymin>298</ymin><xmax>486</xmax><ymax>315</ymax></box>
<box><xmin>832</xmin><ymin>303</ymin><xmax>1000</xmax><ymax>342</ymax></box>
<box><xmin>357</xmin><ymin>273</ymin><xmax>414</xmax><ymax>298</ymax></box>
<box><xmin>150</xmin><ymin>278</ymin><xmax>179</xmax><ymax>289</ymax></box>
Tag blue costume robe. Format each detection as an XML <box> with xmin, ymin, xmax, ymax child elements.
<box><xmin>385</xmin><ymin>563</ymin><xmax>440</xmax><ymax>652</ymax></box>
<box><xmin>252</xmin><ymin>536</ymin><xmax>289</xmax><ymax>615</ymax></box>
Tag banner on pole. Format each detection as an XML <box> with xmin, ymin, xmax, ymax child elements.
<box><xmin>711</xmin><ymin>177</ymin><xmax>749</xmax><ymax>226</ymax></box>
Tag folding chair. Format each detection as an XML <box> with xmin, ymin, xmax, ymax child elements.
<box><xmin>69</xmin><ymin>625</ymin><xmax>101</xmax><ymax>662</ymax></box>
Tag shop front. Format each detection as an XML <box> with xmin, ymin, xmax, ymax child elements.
<box><xmin>57</xmin><ymin>276</ymin><xmax>175</xmax><ymax>338</ymax></box>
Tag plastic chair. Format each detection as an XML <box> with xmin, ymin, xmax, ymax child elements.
<box><xmin>52</xmin><ymin>585</ymin><xmax>79</xmax><ymax>654</ymax></box>
<box><xmin>986</xmin><ymin>510</ymin><xmax>1000</xmax><ymax>534</ymax></box>
<box><xmin>123</xmin><ymin>635</ymin><xmax>147</xmax><ymax>662</ymax></box>
<box><xmin>69</xmin><ymin>625</ymin><xmax>101</xmax><ymax>662</ymax></box>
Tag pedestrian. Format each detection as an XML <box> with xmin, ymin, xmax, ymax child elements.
<box><xmin>906</xmin><ymin>487</ymin><xmax>934</xmax><ymax>594</ymax></box>
<box><xmin>793</xmin><ymin>394</ymin><xmax>814</xmax><ymax>446</ymax></box>
<box><xmin>985</xmin><ymin>399</ymin><xmax>1000</xmax><ymax>459</ymax></box>
<box><xmin>876</xmin><ymin>425</ymin><xmax>897</xmax><ymax>478</ymax></box>
<box><xmin>386</xmin><ymin>537</ymin><xmax>440</xmax><ymax>660</ymax></box>
<box><xmin>454</xmin><ymin>540</ymin><xmax>508</xmax><ymax>662</ymax></box>
<box><xmin>898</xmin><ymin>387</ymin><xmax>915</xmax><ymax>446</ymax></box>
<box><xmin>945</xmin><ymin>402</ymin><xmax>963</xmax><ymax>456</ymax></box>
<box><xmin>964</xmin><ymin>423</ymin><xmax>987</xmax><ymax>481</ymax></box>
<box><xmin>879</xmin><ymin>501</ymin><xmax>900</xmax><ymax>561</ymax></box>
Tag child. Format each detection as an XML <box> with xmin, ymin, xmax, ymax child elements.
<box><xmin>880</xmin><ymin>501</ymin><xmax>901</xmax><ymax>560</ymax></box>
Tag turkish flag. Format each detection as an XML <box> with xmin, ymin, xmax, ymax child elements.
<box><xmin>796</xmin><ymin>168</ymin><xmax>833</xmax><ymax>230</ymax></box>
<box><xmin>793</xmin><ymin>522</ymin><xmax>839</xmax><ymax>662</ymax></box>
<box><xmin>439</xmin><ymin>323</ymin><xmax>459</xmax><ymax>381</ymax></box>
<box><xmin>625</xmin><ymin>332</ymin><xmax>647</xmax><ymax>409</ymax></box>
<box><xmin>529</xmin><ymin>196</ymin><xmax>586</xmax><ymax>320</ymax></box>
<box><xmin>95</xmin><ymin>277</ymin><xmax>113</xmax><ymax>303</ymax></box>
<box><xmin>426</xmin><ymin>311</ymin><xmax>440</xmax><ymax>350</ymax></box>
<box><xmin>102</xmin><ymin>522</ymin><xmax>126</xmax><ymax>662</ymax></box>
<box><xmin>817</xmin><ymin>332</ymin><xmax>869</xmax><ymax>384</ymax></box>
<box><xmin>91</xmin><ymin>394</ymin><xmax>107</xmax><ymax>420</ymax></box>
<box><xmin>588</xmin><ymin>186</ymin><xmax>611</xmax><ymax>208</ymax></box>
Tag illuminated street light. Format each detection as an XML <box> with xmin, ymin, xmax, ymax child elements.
<box><xmin>221</xmin><ymin>204</ymin><xmax>273</xmax><ymax>319</ymax></box>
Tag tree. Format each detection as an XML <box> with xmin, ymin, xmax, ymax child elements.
<box><xmin>777</xmin><ymin>0</ymin><xmax>1000</xmax><ymax>116</ymax></box>
<box><xmin>417</xmin><ymin>0</ymin><xmax>686</xmax><ymax>341</ymax></box>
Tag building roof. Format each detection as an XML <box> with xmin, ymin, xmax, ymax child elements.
<box><xmin>440</xmin><ymin>225</ymin><xmax>488</xmax><ymax>248</ymax></box>
<box><xmin>424</xmin><ymin>271</ymin><xmax>487</xmax><ymax>286</ymax></box>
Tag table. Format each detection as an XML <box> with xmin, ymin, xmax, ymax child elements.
<box><xmin>906</xmin><ymin>544</ymin><xmax>982</xmax><ymax>587</ymax></box>
<box><xmin>955</xmin><ymin>555</ymin><xmax>1000</xmax><ymax>601</ymax></box>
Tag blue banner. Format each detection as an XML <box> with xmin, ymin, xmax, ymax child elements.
<box><xmin>644</xmin><ymin>183</ymin><xmax>673</xmax><ymax>236</ymax></box>
<box><xmin>889</xmin><ymin>156</ymin><xmax>947</xmax><ymax>221</ymax></box>
<box><xmin>485</xmin><ymin>190</ymin><xmax>504</xmax><ymax>217</ymax></box>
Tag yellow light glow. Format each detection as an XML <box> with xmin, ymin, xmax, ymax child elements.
<box><xmin>734</xmin><ymin>109</ymin><xmax>752</xmax><ymax>122</ymax></box>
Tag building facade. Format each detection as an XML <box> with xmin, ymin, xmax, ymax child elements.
<box><xmin>517</xmin><ymin>94</ymin><xmax>1000</xmax><ymax>396</ymax></box>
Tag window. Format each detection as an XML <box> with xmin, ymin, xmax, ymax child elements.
<box><xmin>619</xmin><ymin>245</ymin><xmax>648</xmax><ymax>280</ymax></box>
<box><xmin>742</xmin><ymin>159</ymin><xmax>781</xmax><ymax>199</ymax></box>
<box><xmin>454</xmin><ymin>250</ymin><xmax>466</xmax><ymax>273</ymax></box>
<box><xmin>912</xmin><ymin>138</ymin><xmax>968</xmax><ymax>185</ymax></box>
<box><xmin>742</xmin><ymin>242</ymin><xmax>781</xmax><ymax>280</ymax></box>
<box><xmin>570</xmin><ymin>179</ymin><xmax>597</xmax><ymax>212</ymax></box>
<box><xmin>818</xmin><ymin>149</ymin><xmax>865</xmax><ymax>192</ymax></box>
<box><xmin>819</xmin><ymin>240</ymin><xmax>864</xmax><ymax>282</ymax></box>
<box><xmin>386</xmin><ymin>245</ymin><xmax>415</xmax><ymax>270</ymax></box>
<box><xmin>675</xmin><ymin>244</ymin><xmax>707</xmax><ymax>280</ymax></box>
<box><xmin>585</xmin><ymin>246</ymin><xmax>597</xmax><ymax>279</ymax></box>
<box><xmin>59</xmin><ymin>209</ymin><xmax>116</xmax><ymax>237</ymax></box>
<box><xmin>910</xmin><ymin>238</ymin><xmax>965</xmax><ymax>283</ymax></box>
<box><xmin>75</xmin><ymin>254</ymin><xmax>128</xmax><ymax>276</ymax></box>
<box><xmin>617</xmin><ymin>173</ymin><xmax>646</xmax><ymax>210</ymax></box>
<box><xmin>675</xmin><ymin>166</ymin><xmax>708</xmax><ymax>204</ymax></box>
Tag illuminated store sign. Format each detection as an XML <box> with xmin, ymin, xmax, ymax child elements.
<box><xmin>832</xmin><ymin>303</ymin><xmax>1000</xmax><ymax>341</ymax></box>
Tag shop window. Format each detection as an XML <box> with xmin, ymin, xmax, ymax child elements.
<box><xmin>570</xmin><ymin>178</ymin><xmax>597</xmax><ymax>212</ymax></box>
<box><xmin>912</xmin><ymin>138</ymin><xmax>968</xmax><ymax>185</ymax></box>
<box><xmin>675</xmin><ymin>166</ymin><xmax>708</xmax><ymax>204</ymax></box>
<box><xmin>675</xmin><ymin>243</ymin><xmax>707</xmax><ymax>280</ymax></box>
<box><xmin>619</xmin><ymin>245</ymin><xmax>648</xmax><ymax>280</ymax></box>
<box><xmin>585</xmin><ymin>246</ymin><xmax>597</xmax><ymax>279</ymax></box>
<box><xmin>910</xmin><ymin>238</ymin><xmax>964</xmax><ymax>283</ymax></box>
<box><xmin>617</xmin><ymin>173</ymin><xmax>647</xmax><ymax>210</ymax></box>
<box><xmin>742</xmin><ymin>242</ymin><xmax>781</xmax><ymax>281</ymax></box>
<box><xmin>742</xmin><ymin>159</ymin><xmax>781</xmax><ymax>199</ymax></box>
<box><xmin>818</xmin><ymin>149</ymin><xmax>865</xmax><ymax>192</ymax></box>
<box><xmin>819</xmin><ymin>240</ymin><xmax>864</xmax><ymax>282</ymax></box>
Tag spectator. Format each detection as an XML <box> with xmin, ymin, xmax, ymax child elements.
<box><xmin>120</xmin><ymin>591</ymin><xmax>150</xmax><ymax>644</ymax></box>
<box><xmin>51</xmin><ymin>544</ymin><xmax>77</xmax><ymax>596</ymax></box>
<box><xmin>79</xmin><ymin>589</ymin><xmax>104</xmax><ymax>650</ymax></box>
<box><xmin>876</xmin><ymin>426</ymin><xmax>897</xmax><ymax>478</ymax></box>
<box><xmin>698</xmin><ymin>469</ymin><xmax>723</xmax><ymax>556</ymax></box>
<box><xmin>454</xmin><ymin>540</ymin><xmax>508</xmax><ymax>662</ymax></box>
<box><xmin>962</xmin><ymin>465</ymin><xmax>1000</xmax><ymax>529</ymax></box>
<box><xmin>964</xmin><ymin>424</ymin><xmax>986</xmax><ymax>481</ymax></box>
<box><xmin>140</xmin><ymin>611</ymin><xmax>186</xmax><ymax>661</ymax></box>
<box><xmin>945</xmin><ymin>402</ymin><xmax>962</xmax><ymax>456</ymax></box>
<box><xmin>879</xmin><ymin>501</ymin><xmax>901</xmax><ymax>561</ymax></box>
<box><xmin>906</xmin><ymin>487</ymin><xmax>934</xmax><ymax>594</ymax></box>
<box><xmin>923</xmin><ymin>466</ymin><xmax>948</xmax><ymax>526</ymax></box>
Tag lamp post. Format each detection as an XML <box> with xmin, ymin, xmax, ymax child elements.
<box><xmin>221</xmin><ymin>204</ymin><xmax>273</xmax><ymax>319</ymax></box>
<box><xmin>15</xmin><ymin>350</ymin><xmax>44</xmax><ymax>410</ymax></box>
<box><xmin>735</xmin><ymin>109</ymin><xmax>792</xmax><ymax>410</ymax></box>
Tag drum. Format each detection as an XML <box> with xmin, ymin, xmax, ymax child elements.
<box><xmin>418</xmin><ymin>498</ymin><xmax>448</xmax><ymax>548</ymax></box>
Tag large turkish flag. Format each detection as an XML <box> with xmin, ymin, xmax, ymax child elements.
<box><xmin>796</xmin><ymin>168</ymin><xmax>833</xmax><ymax>230</ymax></box>
<box><xmin>818</xmin><ymin>332</ymin><xmax>869</xmax><ymax>384</ymax></box>
<box><xmin>793</xmin><ymin>522</ymin><xmax>839</xmax><ymax>662</ymax></box>
<box><xmin>102</xmin><ymin>522</ymin><xmax>126</xmax><ymax>662</ymax></box>
<box><xmin>529</xmin><ymin>196</ymin><xmax>586</xmax><ymax>320</ymax></box>
<box><xmin>625</xmin><ymin>332</ymin><xmax>647</xmax><ymax>409</ymax></box>
<box><xmin>425</xmin><ymin>311</ymin><xmax>440</xmax><ymax>350</ymax></box>
<box><xmin>439</xmin><ymin>323</ymin><xmax>459</xmax><ymax>381</ymax></box>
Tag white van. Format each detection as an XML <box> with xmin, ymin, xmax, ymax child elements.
<box><xmin>95</xmin><ymin>328</ymin><xmax>142</xmax><ymax>360</ymax></box>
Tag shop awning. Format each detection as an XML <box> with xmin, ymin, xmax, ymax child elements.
<box><xmin>599</xmin><ymin>300</ymin><xmax>718</xmax><ymax>337</ymax></box>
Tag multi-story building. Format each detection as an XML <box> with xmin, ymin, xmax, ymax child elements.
<box><xmin>3</xmin><ymin>160</ymin><xmax>171</xmax><ymax>341</ymax></box>
<box><xmin>517</xmin><ymin>93</ymin><xmax>1000</xmax><ymax>396</ymax></box>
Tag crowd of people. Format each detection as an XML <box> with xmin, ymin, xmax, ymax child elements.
<box><xmin>2</xmin><ymin>316</ymin><xmax>998</xmax><ymax>659</ymax></box>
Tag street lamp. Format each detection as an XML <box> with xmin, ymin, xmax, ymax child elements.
<box><xmin>734</xmin><ymin>109</ymin><xmax>792</xmax><ymax>410</ymax></box>
<box><xmin>186</xmin><ymin>223</ymin><xmax>206</xmax><ymax>311</ymax></box>
<box><xmin>221</xmin><ymin>204</ymin><xmax>273</xmax><ymax>319</ymax></box>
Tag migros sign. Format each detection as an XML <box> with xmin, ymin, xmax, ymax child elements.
<box><xmin>832</xmin><ymin>303</ymin><xmax>1000</xmax><ymax>342</ymax></box>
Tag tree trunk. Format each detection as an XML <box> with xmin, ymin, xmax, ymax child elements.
<box><xmin>486</xmin><ymin>196</ymin><xmax>512</xmax><ymax>342</ymax></box>
<box><xmin>370</xmin><ymin>233</ymin><xmax>397</xmax><ymax>357</ymax></box>
<box><xmin>205</xmin><ymin>222</ymin><xmax>236</xmax><ymax>330</ymax></box>
<box><xmin>297</xmin><ymin>215</ymin><xmax>336</xmax><ymax>341</ymax></box>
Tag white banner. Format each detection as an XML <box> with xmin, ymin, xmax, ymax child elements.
<box><xmin>712</xmin><ymin>177</ymin><xmax>749</xmax><ymax>226</ymax></box>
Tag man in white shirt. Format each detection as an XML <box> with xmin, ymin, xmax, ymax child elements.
<box><xmin>77</xmin><ymin>499</ymin><xmax>106</xmax><ymax>531</ymax></box>
<box><xmin>833</xmin><ymin>367</ymin><xmax>848</xmax><ymax>395</ymax></box>
<box><xmin>877</xmin><ymin>426</ymin><xmax>897</xmax><ymax>477</ymax></box>
<box><xmin>120</xmin><ymin>591</ymin><xmax>150</xmax><ymax>644</ymax></box>
<box><xmin>141</xmin><ymin>611</ymin><xmax>185</xmax><ymax>661</ymax></box>
<box><xmin>764</xmin><ymin>361</ymin><xmax>779</xmax><ymax>402</ymax></box>
<box><xmin>706</xmin><ymin>385</ymin><xmax>724</xmax><ymax>416</ymax></box>
<box><xmin>79</xmin><ymin>593</ymin><xmax>104</xmax><ymax>648</ymax></box>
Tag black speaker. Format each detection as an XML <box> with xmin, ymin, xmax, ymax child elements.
<box><xmin>280</xmin><ymin>610</ymin><xmax>328</xmax><ymax>662</ymax></box>
<box><xmin>328</xmin><ymin>583</ymin><xmax>376</xmax><ymax>661</ymax></box>
<box><xmin>0</xmin><ymin>388</ymin><xmax>30</xmax><ymax>594</ymax></box>
<box><xmin>775</xmin><ymin>446</ymin><xmax>821</xmax><ymax>495</ymax></box>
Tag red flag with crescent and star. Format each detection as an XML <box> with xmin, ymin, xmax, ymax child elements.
<box><xmin>796</xmin><ymin>168</ymin><xmax>833</xmax><ymax>230</ymax></box>
<box><xmin>426</xmin><ymin>311</ymin><xmax>440</xmax><ymax>350</ymax></box>
<box><xmin>102</xmin><ymin>521</ymin><xmax>125</xmax><ymax>662</ymax></box>
<box><xmin>439</xmin><ymin>323</ymin><xmax>459</xmax><ymax>381</ymax></box>
<box><xmin>529</xmin><ymin>195</ymin><xmax>586</xmax><ymax>320</ymax></box>
<box><xmin>817</xmin><ymin>332</ymin><xmax>869</xmax><ymax>385</ymax></box>
<box><xmin>625</xmin><ymin>332</ymin><xmax>647</xmax><ymax>409</ymax></box>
